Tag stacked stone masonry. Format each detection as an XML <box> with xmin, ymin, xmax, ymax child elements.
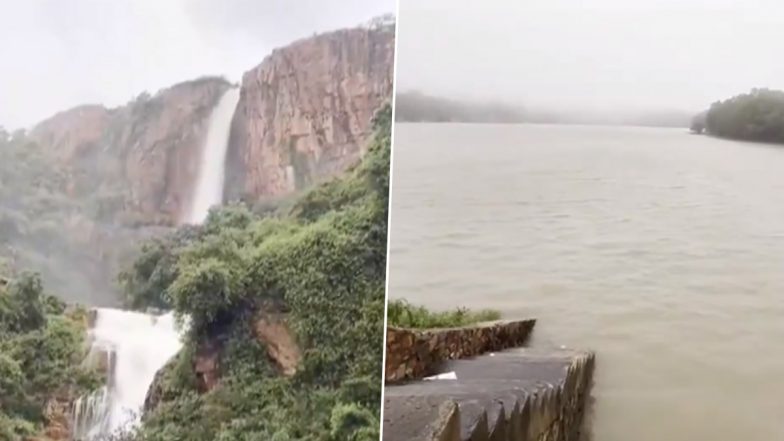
<box><xmin>385</xmin><ymin>320</ymin><xmax>536</xmax><ymax>383</ymax></box>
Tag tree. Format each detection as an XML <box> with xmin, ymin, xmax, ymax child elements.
<box><xmin>704</xmin><ymin>89</ymin><xmax>784</xmax><ymax>143</ymax></box>
<box><xmin>0</xmin><ymin>273</ymin><xmax>46</xmax><ymax>334</ymax></box>
<box><xmin>690</xmin><ymin>111</ymin><xmax>707</xmax><ymax>134</ymax></box>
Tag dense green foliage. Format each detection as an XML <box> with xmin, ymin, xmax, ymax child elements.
<box><xmin>119</xmin><ymin>104</ymin><xmax>392</xmax><ymax>441</ymax></box>
<box><xmin>705</xmin><ymin>89</ymin><xmax>784</xmax><ymax>143</ymax></box>
<box><xmin>387</xmin><ymin>300</ymin><xmax>501</xmax><ymax>329</ymax></box>
<box><xmin>0</xmin><ymin>273</ymin><xmax>101</xmax><ymax>441</ymax></box>
<box><xmin>118</xmin><ymin>225</ymin><xmax>201</xmax><ymax>310</ymax></box>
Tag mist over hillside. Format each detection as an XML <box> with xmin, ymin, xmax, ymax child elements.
<box><xmin>395</xmin><ymin>91</ymin><xmax>694</xmax><ymax>128</ymax></box>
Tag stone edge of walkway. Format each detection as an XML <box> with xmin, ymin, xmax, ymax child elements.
<box><xmin>385</xmin><ymin>318</ymin><xmax>537</xmax><ymax>383</ymax></box>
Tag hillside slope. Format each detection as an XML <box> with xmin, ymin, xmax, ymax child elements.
<box><xmin>128</xmin><ymin>104</ymin><xmax>391</xmax><ymax>441</ymax></box>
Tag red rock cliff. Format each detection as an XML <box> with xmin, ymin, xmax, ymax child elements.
<box><xmin>29</xmin><ymin>105</ymin><xmax>112</xmax><ymax>163</ymax></box>
<box><xmin>27</xmin><ymin>24</ymin><xmax>394</xmax><ymax>222</ymax></box>
<box><xmin>114</xmin><ymin>79</ymin><xmax>231</xmax><ymax>220</ymax></box>
<box><xmin>30</xmin><ymin>77</ymin><xmax>230</xmax><ymax>223</ymax></box>
<box><xmin>226</xmin><ymin>25</ymin><xmax>395</xmax><ymax>200</ymax></box>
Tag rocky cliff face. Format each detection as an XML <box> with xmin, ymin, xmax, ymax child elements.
<box><xmin>29</xmin><ymin>105</ymin><xmax>112</xmax><ymax>164</ymax></box>
<box><xmin>12</xmin><ymin>23</ymin><xmax>393</xmax><ymax>305</ymax></box>
<box><xmin>30</xmin><ymin>77</ymin><xmax>230</xmax><ymax>223</ymax></box>
<box><xmin>29</xmin><ymin>25</ymin><xmax>395</xmax><ymax>221</ymax></box>
<box><xmin>226</xmin><ymin>25</ymin><xmax>395</xmax><ymax>200</ymax></box>
<box><xmin>12</xmin><ymin>78</ymin><xmax>229</xmax><ymax>304</ymax></box>
<box><xmin>113</xmin><ymin>79</ymin><xmax>232</xmax><ymax>220</ymax></box>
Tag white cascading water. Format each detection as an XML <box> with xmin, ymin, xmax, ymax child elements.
<box><xmin>186</xmin><ymin>87</ymin><xmax>241</xmax><ymax>224</ymax></box>
<box><xmin>72</xmin><ymin>309</ymin><xmax>183</xmax><ymax>439</ymax></box>
<box><xmin>71</xmin><ymin>88</ymin><xmax>239</xmax><ymax>439</ymax></box>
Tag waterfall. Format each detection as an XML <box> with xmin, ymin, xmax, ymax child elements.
<box><xmin>186</xmin><ymin>87</ymin><xmax>241</xmax><ymax>224</ymax></box>
<box><xmin>70</xmin><ymin>87</ymin><xmax>238</xmax><ymax>439</ymax></box>
<box><xmin>71</xmin><ymin>309</ymin><xmax>184</xmax><ymax>439</ymax></box>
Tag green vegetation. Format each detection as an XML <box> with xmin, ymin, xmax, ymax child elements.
<box><xmin>0</xmin><ymin>272</ymin><xmax>102</xmax><ymax>441</ymax></box>
<box><xmin>387</xmin><ymin>300</ymin><xmax>501</xmax><ymax>329</ymax></box>
<box><xmin>705</xmin><ymin>88</ymin><xmax>784</xmax><ymax>143</ymax></box>
<box><xmin>115</xmin><ymin>104</ymin><xmax>392</xmax><ymax>441</ymax></box>
<box><xmin>118</xmin><ymin>225</ymin><xmax>201</xmax><ymax>311</ymax></box>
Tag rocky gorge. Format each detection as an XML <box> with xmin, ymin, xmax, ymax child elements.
<box><xmin>0</xmin><ymin>17</ymin><xmax>395</xmax><ymax>441</ymax></box>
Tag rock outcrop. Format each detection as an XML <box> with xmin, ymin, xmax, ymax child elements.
<box><xmin>226</xmin><ymin>24</ymin><xmax>395</xmax><ymax>200</ymax></box>
<box><xmin>30</xmin><ymin>105</ymin><xmax>112</xmax><ymax>164</ymax></box>
<box><xmin>143</xmin><ymin>311</ymin><xmax>303</xmax><ymax>416</ymax></box>
<box><xmin>142</xmin><ymin>356</ymin><xmax>178</xmax><ymax>416</ymax></box>
<box><xmin>194</xmin><ymin>339</ymin><xmax>222</xmax><ymax>393</ymax></box>
<box><xmin>114</xmin><ymin>79</ymin><xmax>232</xmax><ymax>220</ymax></box>
<box><xmin>39</xmin><ymin>392</ymin><xmax>77</xmax><ymax>441</ymax></box>
<box><xmin>26</xmin><ymin>24</ymin><xmax>395</xmax><ymax>223</ymax></box>
<box><xmin>15</xmin><ymin>22</ymin><xmax>394</xmax><ymax>305</ymax></box>
<box><xmin>253</xmin><ymin>309</ymin><xmax>302</xmax><ymax>376</ymax></box>
<box><xmin>29</xmin><ymin>77</ymin><xmax>231</xmax><ymax>223</ymax></box>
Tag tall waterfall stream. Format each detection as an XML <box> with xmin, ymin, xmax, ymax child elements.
<box><xmin>71</xmin><ymin>87</ymin><xmax>240</xmax><ymax>439</ymax></box>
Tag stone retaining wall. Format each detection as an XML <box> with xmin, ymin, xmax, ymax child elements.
<box><xmin>385</xmin><ymin>319</ymin><xmax>536</xmax><ymax>383</ymax></box>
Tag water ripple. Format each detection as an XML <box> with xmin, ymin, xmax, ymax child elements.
<box><xmin>389</xmin><ymin>123</ymin><xmax>784</xmax><ymax>441</ymax></box>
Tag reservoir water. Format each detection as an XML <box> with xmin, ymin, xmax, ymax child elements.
<box><xmin>388</xmin><ymin>123</ymin><xmax>784</xmax><ymax>441</ymax></box>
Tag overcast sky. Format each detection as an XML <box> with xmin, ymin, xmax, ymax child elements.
<box><xmin>397</xmin><ymin>0</ymin><xmax>784</xmax><ymax>114</ymax></box>
<box><xmin>0</xmin><ymin>0</ymin><xmax>393</xmax><ymax>129</ymax></box>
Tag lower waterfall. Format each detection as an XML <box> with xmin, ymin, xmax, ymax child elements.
<box><xmin>71</xmin><ymin>309</ymin><xmax>183</xmax><ymax>439</ymax></box>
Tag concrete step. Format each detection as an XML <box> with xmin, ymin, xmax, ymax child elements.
<box><xmin>383</xmin><ymin>347</ymin><xmax>594</xmax><ymax>441</ymax></box>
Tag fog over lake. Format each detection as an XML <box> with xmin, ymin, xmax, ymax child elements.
<box><xmin>396</xmin><ymin>0</ymin><xmax>784</xmax><ymax>116</ymax></box>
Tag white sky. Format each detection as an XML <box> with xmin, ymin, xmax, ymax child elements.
<box><xmin>396</xmin><ymin>0</ymin><xmax>784</xmax><ymax>114</ymax></box>
<box><xmin>0</xmin><ymin>0</ymin><xmax>394</xmax><ymax>129</ymax></box>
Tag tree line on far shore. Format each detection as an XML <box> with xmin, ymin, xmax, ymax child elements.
<box><xmin>693</xmin><ymin>88</ymin><xmax>784</xmax><ymax>144</ymax></box>
<box><xmin>396</xmin><ymin>91</ymin><xmax>692</xmax><ymax>128</ymax></box>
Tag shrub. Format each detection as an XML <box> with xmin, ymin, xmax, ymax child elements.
<box><xmin>0</xmin><ymin>272</ymin><xmax>101</xmax><ymax>434</ymax></box>
<box><xmin>387</xmin><ymin>299</ymin><xmax>501</xmax><ymax>329</ymax></box>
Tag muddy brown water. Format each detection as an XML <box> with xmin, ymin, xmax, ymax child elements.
<box><xmin>388</xmin><ymin>122</ymin><xmax>784</xmax><ymax>441</ymax></box>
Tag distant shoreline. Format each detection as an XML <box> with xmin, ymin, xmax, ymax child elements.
<box><xmin>394</xmin><ymin>119</ymin><xmax>689</xmax><ymax>130</ymax></box>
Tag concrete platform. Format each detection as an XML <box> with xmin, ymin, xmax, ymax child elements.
<box><xmin>383</xmin><ymin>347</ymin><xmax>594</xmax><ymax>441</ymax></box>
